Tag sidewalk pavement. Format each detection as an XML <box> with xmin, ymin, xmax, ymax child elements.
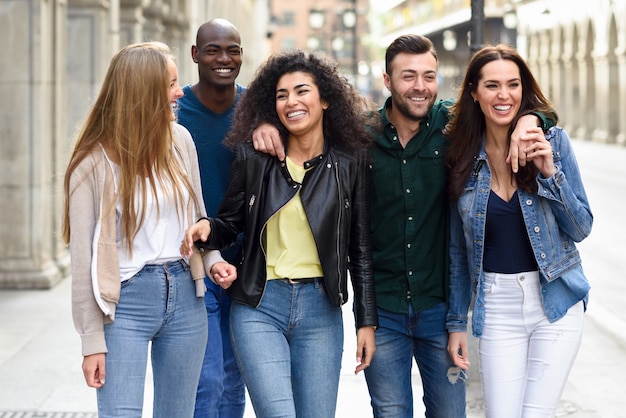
<box><xmin>1</xmin><ymin>274</ymin><xmax>625</xmax><ymax>417</ymax></box>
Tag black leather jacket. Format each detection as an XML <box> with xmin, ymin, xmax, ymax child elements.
<box><xmin>199</xmin><ymin>142</ymin><xmax>378</xmax><ymax>329</ymax></box>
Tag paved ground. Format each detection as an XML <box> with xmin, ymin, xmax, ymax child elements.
<box><xmin>1</xmin><ymin>272</ymin><xmax>624</xmax><ymax>417</ymax></box>
<box><xmin>1</xmin><ymin>138</ymin><xmax>625</xmax><ymax>417</ymax></box>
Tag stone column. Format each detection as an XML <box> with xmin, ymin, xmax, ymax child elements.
<box><xmin>0</xmin><ymin>0</ymin><xmax>68</xmax><ymax>288</ymax></box>
<box><xmin>120</xmin><ymin>0</ymin><xmax>145</xmax><ymax>47</ymax></box>
<box><xmin>575</xmin><ymin>52</ymin><xmax>593</xmax><ymax>140</ymax></box>
<box><xmin>591</xmin><ymin>53</ymin><xmax>611</xmax><ymax>143</ymax></box>
<box><xmin>616</xmin><ymin>50</ymin><xmax>626</xmax><ymax>146</ymax></box>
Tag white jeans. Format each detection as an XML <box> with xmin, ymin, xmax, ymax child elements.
<box><xmin>479</xmin><ymin>271</ymin><xmax>584</xmax><ymax>418</ymax></box>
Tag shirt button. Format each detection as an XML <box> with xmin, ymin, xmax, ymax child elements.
<box><xmin>407</xmin><ymin>244</ymin><xmax>411</xmax><ymax>249</ymax></box>
<box><xmin>408</xmin><ymin>271</ymin><xmax>413</xmax><ymax>276</ymax></box>
<box><xmin>406</xmin><ymin>189</ymin><xmax>411</xmax><ymax>193</ymax></box>
<box><xmin>393</xmin><ymin>136</ymin><xmax>398</xmax><ymax>141</ymax></box>
<box><xmin>403</xmin><ymin>159</ymin><xmax>407</xmax><ymax>164</ymax></box>
<box><xmin>408</xmin><ymin>216</ymin><xmax>413</xmax><ymax>221</ymax></box>
<box><xmin>520</xmin><ymin>275</ymin><xmax>525</xmax><ymax>281</ymax></box>
<box><xmin>534</xmin><ymin>226</ymin><xmax>540</xmax><ymax>233</ymax></box>
<box><xmin>526</xmin><ymin>199</ymin><xmax>533</xmax><ymax>206</ymax></box>
<box><xmin>540</xmin><ymin>252</ymin><xmax>546</xmax><ymax>259</ymax></box>
<box><xmin>434</xmin><ymin>150</ymin><xmax>439</xmax><ymax>156</ymax></box>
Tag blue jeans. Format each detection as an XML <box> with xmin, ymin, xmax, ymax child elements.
<box><xmin>98</xmin><ymin>260</ymin><xmax>208</xmax><ymax>418</ymax></box>
<box><xmin>364</xmin><ymin>302</ymin><xmax>466</xmax><ymax>418</ymax></box>
<box><xmin>194</xmin><ymin>280</ymin><xmax>246</xmax><ymax>418</ymax></box>
<box><xmin>230</xmin><ymin>279</ymin><xmax>343</xmax><ymax>418</ymax></box>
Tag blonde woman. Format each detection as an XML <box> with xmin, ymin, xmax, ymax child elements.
<box><xmin>62</xmin><ymin>42</ymin><xmax>233</xmax><ymax>417</ymax></box>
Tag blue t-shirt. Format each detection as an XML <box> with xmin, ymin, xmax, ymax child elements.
<box><xmin>177</xmin><ymin>84</ymin><xmax>245</xmax><ymax>262</ymax></box>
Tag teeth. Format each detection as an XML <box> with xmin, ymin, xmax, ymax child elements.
<box><xmin>494</xmin><ymin>105</ymin><xmax>511</xmax><ymax>111</ymax></box>
<box><xmin>288</xmin><ymin>111</ymin><xmax>306</xmax><ymax>118</ymax></box>
<box><xmin>410</xmin><ymin>97</ymin><xmax>426</xmax><ymax>102</ymax></box>
<box><xmin>215</xmin><ymin>68</ymin><xmax>231</xmax><ymax>73</ymax></box>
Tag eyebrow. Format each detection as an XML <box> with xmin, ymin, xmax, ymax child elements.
<box><xmin>482</xmin><ymin>77</ymin><xmax>521</xmax><ymax>83</ymax></box>
<box><xmin>276</xmin><ymin>83</ymin><xmax>312</xmax><ymax>93</ymax></box>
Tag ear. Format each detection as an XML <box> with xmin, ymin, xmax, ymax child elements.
<box><xmin>383</xmin><ymin>72</ymin><xmax>391</xmax><ymax>91</ymax></box>
<box><xmin>322</xmin><ymin>101</ymin><xmax>329</xmax><ymax>110</ymax></box>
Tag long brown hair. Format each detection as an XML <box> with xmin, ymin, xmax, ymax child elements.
<box><xmin>62</xmin><ymin>42</ymin><xmax>199</xmax><ymax>253</ymax></box>
<box><xmin>445</xmin><ymin>44</ymin><xmax>557</xmax><ymax>201</ymax></box>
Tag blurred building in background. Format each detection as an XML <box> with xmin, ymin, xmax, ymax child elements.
<box><xmin>2</xmin><ymin>0</ymin><xmax>626</xmax><ymax>289</ymax></box>
<box><xmin>267</xmin><ymin>0</ymin><xmax>375</xmax><ymax>100</ymax></box>
<box><xmin>367</xmin><ymin>0</ymin><xmax>626</xmax><ymax>145</ymax></box>
<box><xmin>0</xmin><ymin>0</ymin><xmax>273</xmax><ymax>289</ymax></box>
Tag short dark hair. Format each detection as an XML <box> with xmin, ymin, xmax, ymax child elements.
<box><xmin>385</xmin><ymin>34</ymin><xmax>438</xmax><ymax>75</ymax></box>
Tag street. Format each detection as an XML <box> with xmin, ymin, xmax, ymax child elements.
<box><xmin>0</xmin><ymin>137</ymin><xmax>625</xmax><ymax>417</ymax></box>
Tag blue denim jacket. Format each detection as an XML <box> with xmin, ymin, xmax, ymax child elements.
<box><xmin>446</xmin><ymin>127</ymin><xmax>592</xmax><ymax>337</ymax></box>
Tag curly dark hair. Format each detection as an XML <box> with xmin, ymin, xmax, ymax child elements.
<box><xmin>224</xmin><ymin>49</ymin><xmax>375</xmax><ymax>151</ymax></box>
<box><xmin>444</xmin><ymin>44</ymin><xmax>557</xmax><ymax>201</ymax></box>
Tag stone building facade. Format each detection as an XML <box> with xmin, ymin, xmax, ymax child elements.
<box><xmin>515</xmin><ymin>0</ymin><xmax>626</xmax><ymax>145</ymax></box>
<box><xmin>0</xmin><ymin>0</ymin><xmax>270</xmax><ymax>288</ymax></box>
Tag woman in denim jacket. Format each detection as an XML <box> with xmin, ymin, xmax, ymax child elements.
<box><xmin>444</xmin><ymin>44</ymin><xmax>592</xmax><ymax>417</ymax></box>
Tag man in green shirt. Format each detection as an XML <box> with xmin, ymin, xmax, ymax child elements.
<box><xmin>252</xmin><ymin>34</ymin><xmax>547</xmax><ymax>417</ymax></box>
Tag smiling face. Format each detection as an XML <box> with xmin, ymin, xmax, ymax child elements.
<box><xmin>192</xmin><ymin>21</ymin><xmax>242</xmax><ymax>88</ymax></box>
<box><xmin>275</xmin><ymin>71</ymin><xmax>328</xmax><ymax>138</ymax></box>
<box><xmin>168</xmin><ymin>60</ymin><xmax>184</xmax><ymax>119</ymax></box>
<box><xmin>472</xmin><ymin>59</ymin><xmax>522</xmax><ymax>131</ymax></box>
<box><xmin>384</xmin><ymin>52</ymin><xmax>438</xmax><ymax>122</ymax></box>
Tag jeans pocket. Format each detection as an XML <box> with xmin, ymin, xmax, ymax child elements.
<box><xmin>483</xmin><ymin>272</ymin><xmax>497</xmax><ymax>294</ymax></box>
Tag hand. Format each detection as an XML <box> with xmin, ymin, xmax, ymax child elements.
<box><xmin>354</xmin><ymin>326</ymin><xmax>376</xmax><ymax>375</ymax></box>
<box><xmin>180</xmin><ymin>219</ymin><xmax>211</xmax><ymax>258</ymax></box>
<box><xmin>82</xmin><ymin>353</ymin><xmax>106</xmax><ymax>388</ymax></box>
<box><xmin>508</xmin><ymin>114</ymin><xmax>541</xmax><ymax>173</ymax></box>
<box><xmin>210</xmin><ymin>261</ymin><xmax>237</xmax><ymax>289</ymax></box>
<box><xmin>447</xmin><ymin>332</ymin><xmax>471</xmax><ymax>370</ymax></box>
<box><xmin>523</xmin><ymin>127</ymin><xmax>555</xmax><ymax>178</ymax></box>
<box><xmin>252</xmin><ymin>123</ymin><xmax>285</xmax><ymax>161</ymax></box>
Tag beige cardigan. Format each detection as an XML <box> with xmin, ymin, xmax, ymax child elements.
<box><xmin>68</xmin><ymin>123</ymin><xmax>222</xmax><ymax>356</ymax></box>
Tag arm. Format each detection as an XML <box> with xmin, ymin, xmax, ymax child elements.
<box><xmin>349</xmin><ymin>151</ymin><xmax>378</xmax><ymax>330</ymax></box>
<box><xmin>252</xmin><ymin>123</ymin><xmax>285</xmax><ymax>161</ymax></box>
<box><xmin>68</xmin><ymin>161</ymin><xmax>108</xmax><ymax>358</ymax></box>
<box><xmin>181</xmin><ymin>144</ymin><xmax>248</xmax><ymax>257</ymax></box>
<box><xmin>446</xmin><ymin>202</ymin><xmax>473</xmax><ymax>369</ymax></box>
<box><xmin>536</xmin><ymin>128</ymin><xmax>593</xmax><ymax>242</ymax></box>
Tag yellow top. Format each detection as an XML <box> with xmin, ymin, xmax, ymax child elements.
<box><xmin>265</xmin><ymin>157</ymin><xmax>323</xmax><ymax>280</ymax></box>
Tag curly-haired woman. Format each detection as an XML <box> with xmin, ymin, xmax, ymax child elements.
<box><xmin>181</xmin><ymin>49</ymin><xmax>378</xmax><ymax>417</ymax></box>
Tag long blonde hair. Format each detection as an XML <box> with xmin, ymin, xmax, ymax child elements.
<box><xmin>62</xmin><ymin>42</ymin><xmax>199</xmax><ymax>253</ymax></box>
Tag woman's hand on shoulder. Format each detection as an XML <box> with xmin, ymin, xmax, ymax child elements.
<box><xmin>252</xmin><ymin>123</ymin><xmax>285</xmax><ymax>161</ymax></box>
<box><xmin>523</xmin><ymin>127</ymin><xmax>556</xmax><ymax>178</ymax></box>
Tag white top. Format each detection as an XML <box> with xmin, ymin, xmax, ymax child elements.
<box><xmin>103</xmin><ymin>150</ymin><xmax>191</xmax><ymax>281</ymax></box>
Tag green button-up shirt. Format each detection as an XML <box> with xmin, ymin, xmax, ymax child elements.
<box><xmin>369</xmin><ymin>97</ymin><xmax>453</xmax><ymax>314</ymax></box>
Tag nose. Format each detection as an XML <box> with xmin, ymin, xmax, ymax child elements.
<box><xmin>216</xmin><ymin>50</ymin><xmax>230</xmax><ymax>63</ymax></box>
<box><xmin>285</xmin><ymin>93</ymin><xmax>298</xmax><ymax>107</ymax></box>
<box><xmin>497</xmin><ymin>87</ymin><xmax>509</xmax><ymax>99</ymax></box>
<box><xmin>175</xmin><ymin>84</ymin><xmax>184</xmax><ymax>99</ymax></box>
